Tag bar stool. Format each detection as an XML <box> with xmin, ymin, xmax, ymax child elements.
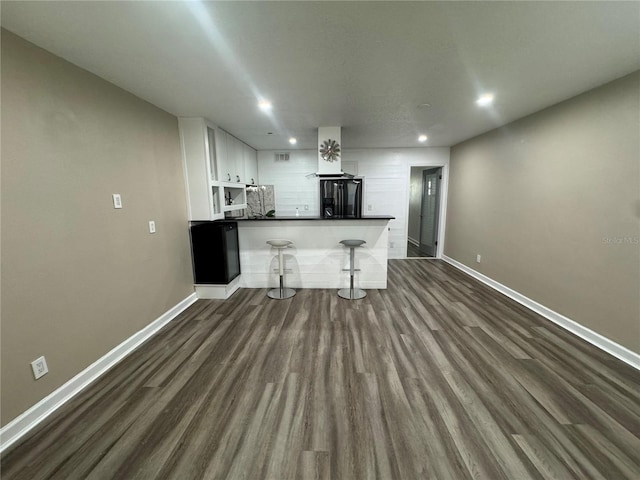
<box><xmin>266</xmin><ymin>239</ymin><xmax>296</xmax><ymax>300</ymax></box>
<box><xmin>338</xmin><ymin>239</ymin><xmax>366</xmax><ymax>300</ymax></box>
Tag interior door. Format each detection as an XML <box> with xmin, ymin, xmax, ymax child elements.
<box><xmin>419</xmin><ymin>168</ymin><xmax>441</xmax><ymax>257</ymax></box>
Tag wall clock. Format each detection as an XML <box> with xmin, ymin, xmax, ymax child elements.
<box><xmin>319</xmin><ymin>139</ymin><xmax>341</xmax><ymax>162</ymax></box>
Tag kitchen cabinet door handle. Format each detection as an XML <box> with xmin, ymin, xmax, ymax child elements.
<box><xmin>236</xmin><ymin>175</ymin><xmax>241</xmax><ymax>182</ymax></box>
<box><xmin>227</xmin><ymin>173</ymin><xmax>231</xmax><ymax>181</ymax></box>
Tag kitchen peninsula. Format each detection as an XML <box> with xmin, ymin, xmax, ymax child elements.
<box><xmin>179</xmin><ymin>118</ymin><xmax>395</xmax><ymax>298</ymax></box>
<box><xmin>236</xmin><ymin>215</ymin><xmax>394</xmax><ymax>291</ymax></box>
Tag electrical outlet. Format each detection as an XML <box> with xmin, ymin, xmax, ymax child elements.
<box><xmin>149</xmin><ymin>221</ymin><xmax>156</xmax><ymax>233</ymax></box>
<box><xmin>367</xmin><ymin>204</ymin><xmax>373</xmax><ymax>211</ymax></box>
<box><xmin>476</xmin><ymin>254</ymin><xmax>482</xmax><ymax>263</ymax></box>
<box><xmin>31</xmin><ymin>356</ymin><xmax>48</xmax><ymax>380</ymax></box>
<box><xmin>112</xmin><ymin>193</ymin><xmax>122</xmax><ymax>209</ymax></box>
<box><xmin>304</xmin><ymin>204</ymin><xmax>309</xmax><ymax>211</ymax></box>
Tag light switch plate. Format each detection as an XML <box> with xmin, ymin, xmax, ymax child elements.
<box><xmin>149</xmin><ymin>221</ymin><xmax>156</xmax><ymax>233</ymax></box>
<box><xmin>112</xmin><ymin>194</ymin><xmax>122</xmax><ymax>209</ymax></box>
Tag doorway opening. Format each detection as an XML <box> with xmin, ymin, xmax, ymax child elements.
<box><xmin>407</xmin><ymin>166</ymin><xmax>443</xmax><ymax>258</ymax></box>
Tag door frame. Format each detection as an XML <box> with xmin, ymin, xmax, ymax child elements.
<box><xmin>405</xmin><ymin>163</ymin><xmax>449</xmax><ymax>259</ymax></box>
<box><xmin>419</xmin><ymin>167</ymin><xmax>442</xmax><ymax>257</ymax></box>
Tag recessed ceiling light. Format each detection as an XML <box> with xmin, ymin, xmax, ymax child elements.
<box><xmin>258</xmin><ymin>100</ymin><xmax>272</xmax><ymax>111</ymax></box>
<box><xmin>289</xmin><ymin>137</ymin><xmax>297</xmax><ymax>145</ymax></box>
<box><xmin>476</xmin><ymin>93</ymin><xmax>494</xmax><ymax>107</ymax></box>
<box><xmin>418</xmin><ymin>134</ymin><xmax>428</xmax><ymax>143</ymax></box>
<box><xmin>418</xmin><ymin>103</ymin><xmax>431</xmax><ymax>108</ymax></box>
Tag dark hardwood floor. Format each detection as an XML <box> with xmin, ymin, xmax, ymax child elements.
<box><xmin>2</xmin><ymin>260</ymin><xmax>640</xmax><ymax>479</ymax></box>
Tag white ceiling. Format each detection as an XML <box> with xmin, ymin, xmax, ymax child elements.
<box><xmin>2</xmin><ymin>1</ymin><xmax>639</xmax><ymax>150</ymax></box>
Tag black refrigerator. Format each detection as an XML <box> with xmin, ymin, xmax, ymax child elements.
<box><xmin>190</xmin><ymin>222</ymin><xmax>240</xmax><ymax>284</ymax></box>
<box><xmin>320</xmin><ymin>178</ymin><xmax>363</xmax><ymax>218</ymax></box>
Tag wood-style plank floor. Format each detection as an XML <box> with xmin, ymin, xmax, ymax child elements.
<box><xmin>3</xmin><ymin>260</ymin><xmax>640</xmax><ymax>479</ymax></box>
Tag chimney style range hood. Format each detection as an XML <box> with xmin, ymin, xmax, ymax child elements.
<box><xmin>316</xmin><ymin>126</ymin><xmax>342</xmax><ymax>176</ymax></box>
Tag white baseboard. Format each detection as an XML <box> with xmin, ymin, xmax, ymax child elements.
<box><xmin>195</xmin><ymin>276</ymin><xmax>241</xmax><ymax>299</ymax></box>
<box><xmin>0</xmin><ymin>292</ymin><xmax>198</xmax><ymax>454</ymax></box>
<box><xmin>442</xmin><ymin>256</ymin><xmax>639</xmax><ymax>371</ymax></box>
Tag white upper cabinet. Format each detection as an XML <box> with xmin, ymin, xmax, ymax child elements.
<box><xmin>178</xmin><ymin>117</ymin><xmax>221</xmax><ymax>220</ymax></box>
<box><xmin>206</xmin><ymin>127</ymin><xmax>218</xmax><ymax>182</ymax></box>
<box><xmin>215</xmin><ymin>129</ymin><xmax>233</xmax><ymax>182</ymax></box>
<box><xmin>226</xmin><ymin>134</ymin><xmax>244</xmax><ymax>184</ymax></box>
<box><xmin>243</xmin><ymin>144</ymin><xmax>258</xmax><ymax>185</ymax></box>
<box><xmin>179</xmin><ymin>117</ymin><xmax>255</xmax><ymax>220</ymax></box>
<box><xmin>215</xmin><ymin>128</ymin><xmax>256</xmax><ymax>185</ymax></box>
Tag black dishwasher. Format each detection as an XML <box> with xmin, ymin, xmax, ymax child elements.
<box><xmin>190</xmin><ymin>222</ymin><xmax>240</xmax><ymax>284</ymax></box>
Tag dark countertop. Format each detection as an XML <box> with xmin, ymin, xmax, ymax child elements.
<box><xmin>232</xmin><ymin>215</ymin><xmax>395</xmax><ymax>221</ymax></box>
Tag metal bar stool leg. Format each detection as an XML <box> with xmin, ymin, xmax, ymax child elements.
<box><xmin>349</xmin><ymin>246</ymin><xmax>355</xmax><ymax>296</ymax></box>
<box><xmin>278</xmin><ymin>247</ymin><xmax>286</xmax><ymax>297</ymax></box>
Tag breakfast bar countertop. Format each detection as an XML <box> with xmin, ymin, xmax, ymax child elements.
<box><xmin>231</xmin><ymin>215</ymin><xmax>395</xmax><ymax>221</ymax></box>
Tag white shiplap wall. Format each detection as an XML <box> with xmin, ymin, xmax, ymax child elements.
<box><xmin>257</xmin><ymin>147</ymin><xmax>450</xmax><ymax>258</ymax></box>
<box><xmin>257</xmin><ymin>150</ymin><xmax>319</xmax><ymax>217</ymax></box>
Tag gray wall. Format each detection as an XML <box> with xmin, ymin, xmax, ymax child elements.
<box><xmin>445</xmin><ymin>72</ymin><xmax>640</xmax><ymax>353</ymax></box>
<box><xmin>1</xmin><ymin>30</ymin><xmax>195</xmax><ymax>425</ymax></box>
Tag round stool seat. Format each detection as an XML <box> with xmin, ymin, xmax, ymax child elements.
<box><xmin>267</xmin><ymin>239</ymin><xmax>293</xmax><ymax>248</ymax></box>
<box><xmin>340</xmin><ymin>239</ymin><xmax>366</xmax><ymax>248</ymax></box>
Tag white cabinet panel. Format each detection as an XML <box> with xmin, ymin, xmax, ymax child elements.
<box><xmin>215</xmin><ymin>129</ymin><xmax>233</xmax><ymax>182</ymax></box>
<box><xmin>215</xmin><ymin>128</ymin><xmax>256</xmax><ymax>186</ymax></box>
<box><xmin>227</xmin><ymin>134</ymin><xmax>243</xmax><ymax>184</ymax></box>
<box><xmin>206</xmin><ymin>127</ymin><xmax>218</xmax><ymax>181</ymax></box>
<box><xmin>179</xmin><ymin>117</ymin><xmax>222</xmax><ymax>220</ymax></box>
<box><xmin>244</xmin><ymin>144</ymin><xmax>258</xmax><ymax>185</ymax></box>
